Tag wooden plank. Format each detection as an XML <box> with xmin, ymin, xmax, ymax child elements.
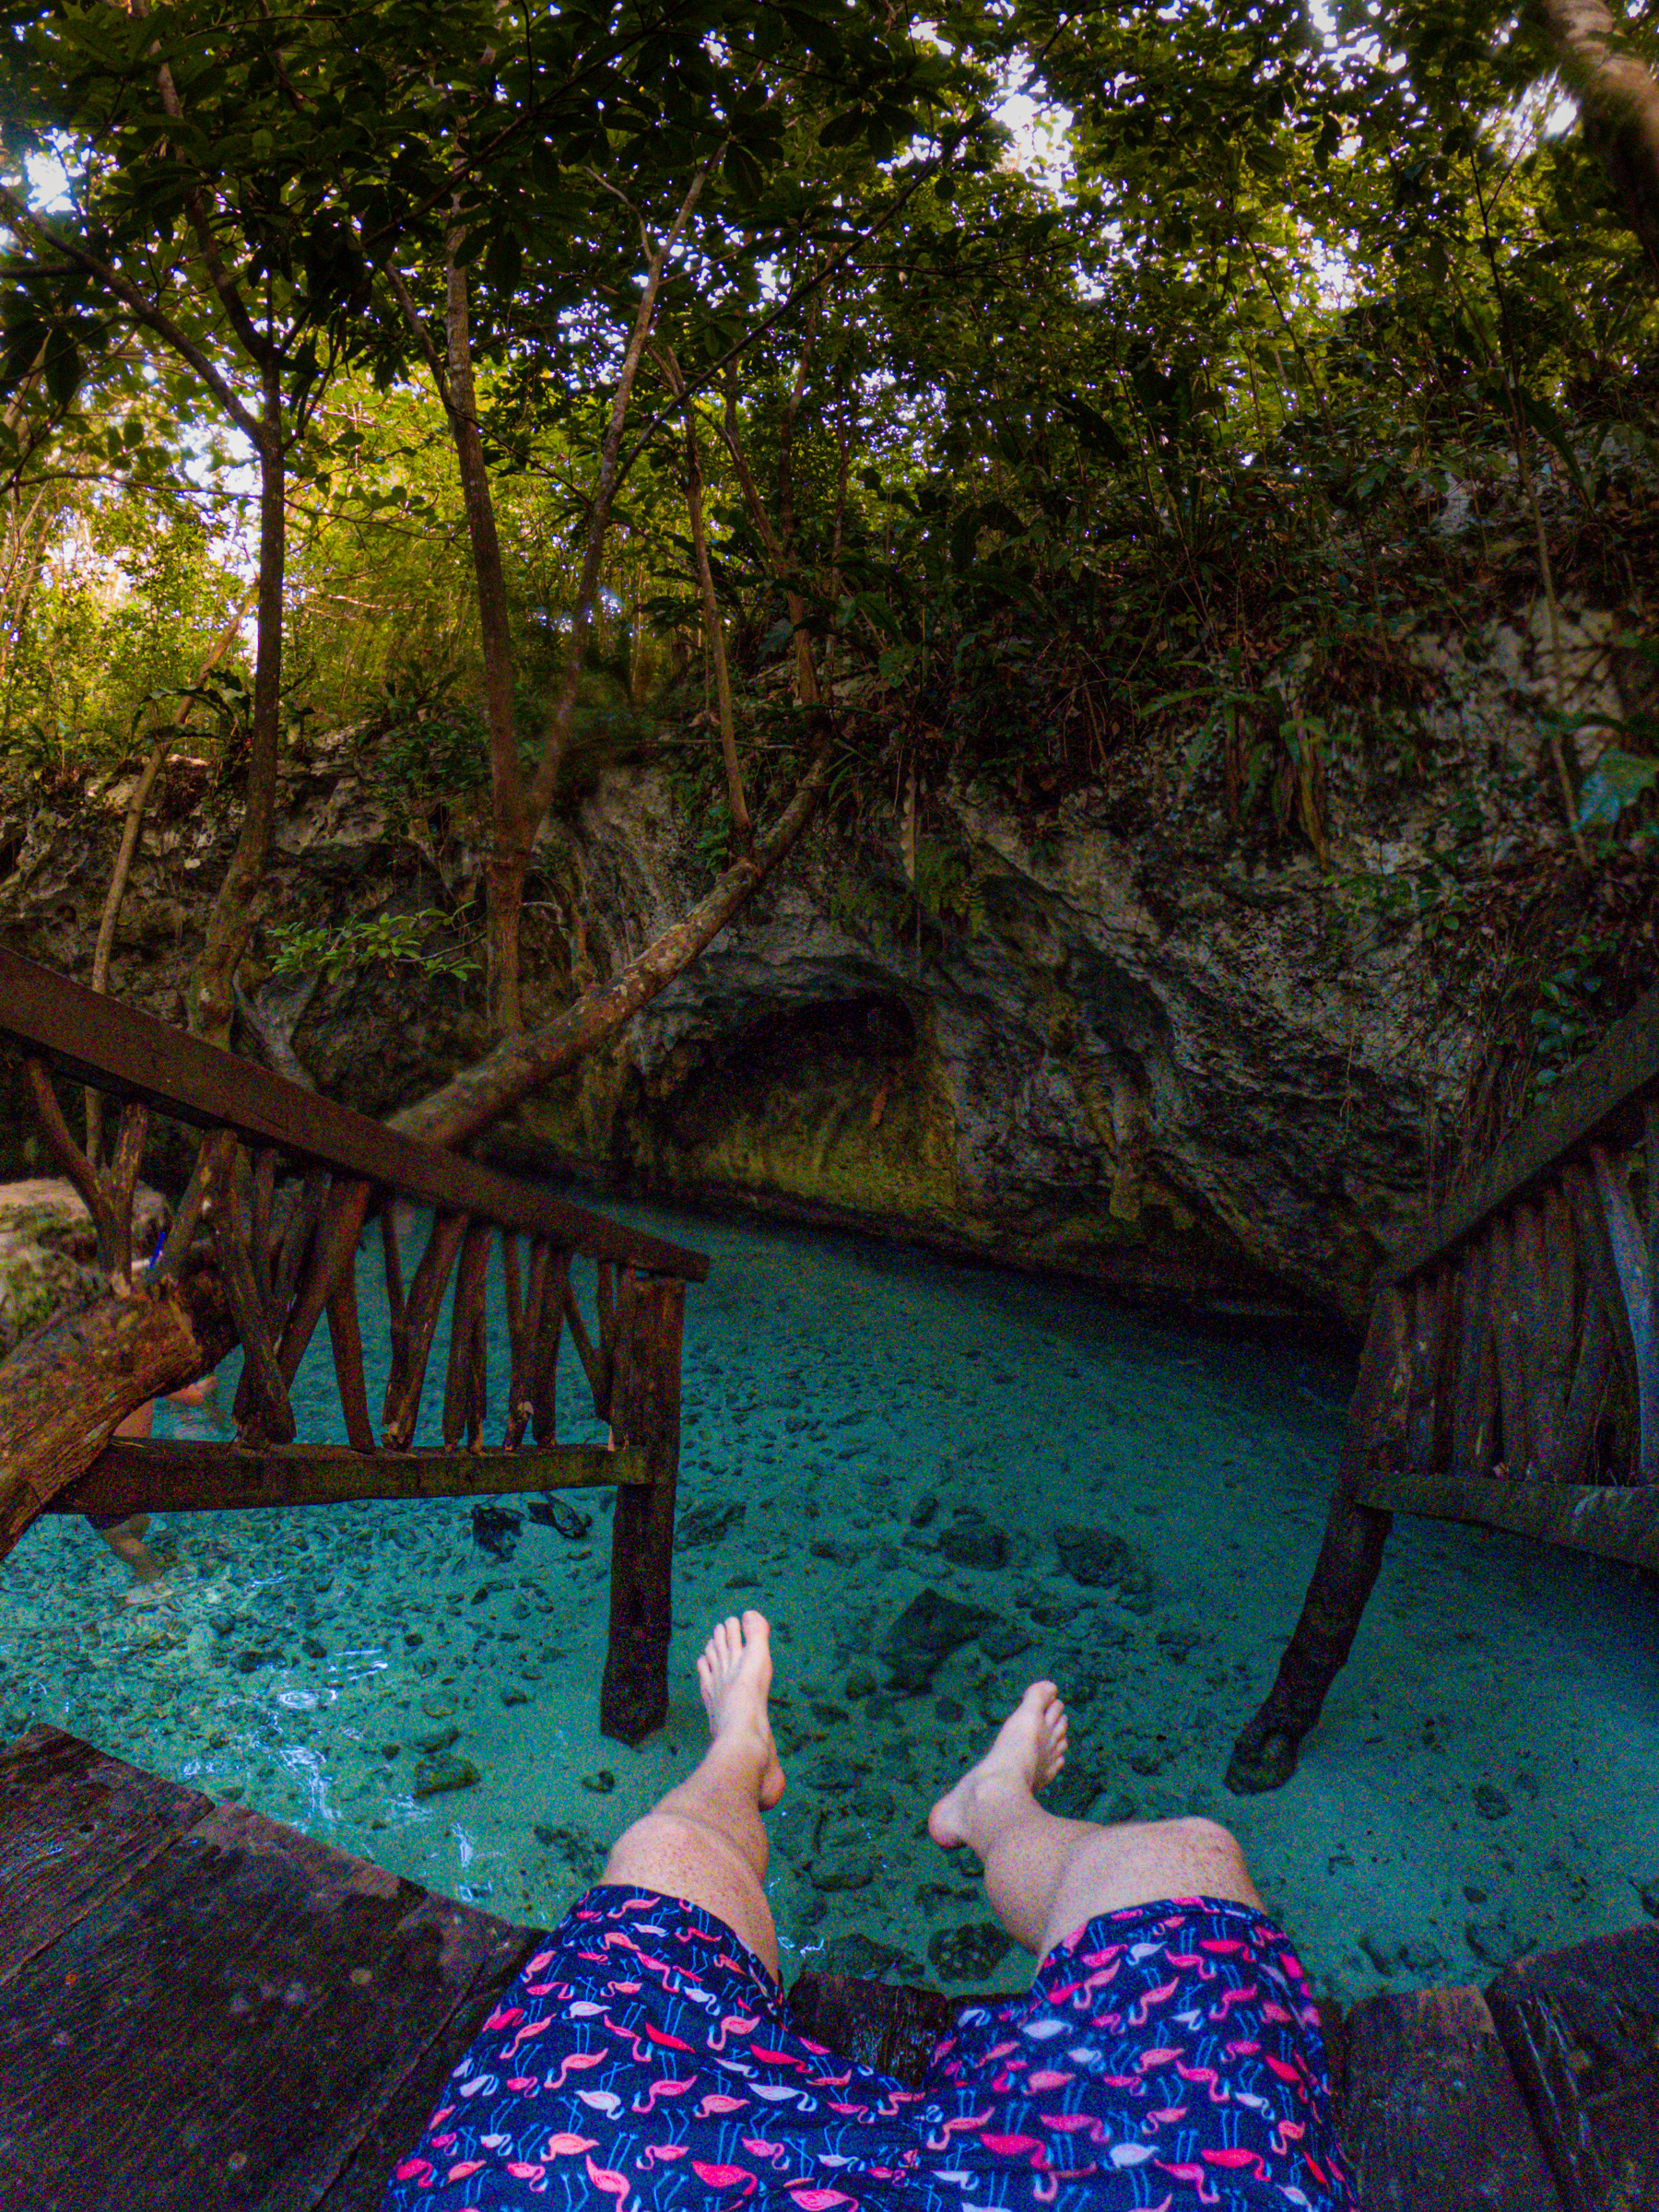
<box><xmin>1511</xmin><ymin>1197</ymin><xmax>1566</xmax><ymax>1476</ymax></box>
<box><xmin>601</xmin><ymin>1276</ymin><xmax>683</xmax><ymax>1746</ymax></box>
<box><xmin>532</xmin><ymin>1248</ymin><xmax>569</xmax><ymax>1445</ymax></box>
<box><xmin>1387</xmin><ymin>975</ymin><xmax>1659</xmax><ymax>1285</ymax></box>
<box><xmin>1488</xmin><ymin>1922</ymin><xmax>1659</xmax><ymax>2212</ymax></box>
<box><xmin>44</xmin><ymin>1437</ymin><xmax>648</xmax><ymax>1516</ymax></box>
<box><xmin>1353</xmin><ymin>1471</ymin><xmax>1659</xmax><ymax>1570</ymax></box>
<box><xmin>1590</xmin><ymin>1145</ymin><xmax>1659</xmax><ymax>1481</ymax></box>
<box><xmin>0</xmin><ymin>947</ymin><xmax>708</xmax><ymax>1282</ymax></box>
<box><xmin>1555</xmin><ymin>1292</ymin><xmax>1617</xmax><ymax>1487</ymax></box>
<box><xmin>787</xmin><ymin>1973</ymin><xmax>967</xmax><ymax>2088</ymax></box>
<box><xmin>325</xmin><ymin>1263</ymin><xmax>375</xmax><ymax>1454</ymax></box>
<box><xmin>316</xmin><ymin>1924</ymin><xmax>546</xmax><ymax>2211</ymax></box>
<box><xmin>1489</xmin><ymin>1217</ymin><xmax>1534</xmax><ymax>1477</ymax></box>
<box><xmin>441</xmin><ymin>1222</ymin><xmax>492</xmax><ymax>1451</ymax></box>
<box><xmin>1450</xmin><ymin>1231</ymin><xmax>1498</xmax><ymax>1479</ymax></box>
<box><xmin>1406</xmin><ymin>1269</ymin><xmax>1453</xmax><ymax>1475</ymax></box>
<box><xmin>382</xmin><ymin>1207</ymin><xmax>467</xmax><ymax>1449</ymax></box>
<box><xmin>0</xmin><ymin>1786</ymin><xmax>535</xmax><ymax>2212</ymax></box>
<box><xmin>1535</xmin><ymin>1186</ymin><xmax>1580</xmax><ymax>1477</ymax></box>
<box><xmin>1337</xmin><ymin>1986</ymin><xmax>1563</xmax><ymax>2211</ymax></box>
<box><xmin>0</xmin><ymin>1725</ymin><xmax>215</xmax><ymax>1989</ymax></box>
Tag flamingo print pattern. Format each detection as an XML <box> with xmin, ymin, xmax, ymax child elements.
<box><xmin>382</xmin><ymin>1888</ymin><xmax>1355</xmax><ymax>2211</ymax></box>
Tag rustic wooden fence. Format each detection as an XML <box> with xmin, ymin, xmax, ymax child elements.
<box><xmin>1229</xmin><ymin>978</ymin><xmax>1659</xmax><ymax>1794</ymax></box>
<box><xmin>0</xmin><ymin>947</ymin><xmax>708</xmax><ymax>1744</ymax></box>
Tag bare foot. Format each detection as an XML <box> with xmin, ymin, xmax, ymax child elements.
<box><xmin>928</xmin><ymin>1679</ymin><xmax>1068</xmax><ymax>1853</ymax></box>
<box><xmin>697</xmin><ymin>1611</ymin><xmax>785</xmax><ymax>1809</ymax></box>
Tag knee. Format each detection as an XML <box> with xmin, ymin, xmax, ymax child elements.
<box><xmin>604</xmin><ymin>1808</ymin><xmax>760</xmax><ymax>1887</ymax></box>
<box><xmin>1073</xmin><ymin>1813</ymin><xmax>1253</xmax><ymax>1901</ymax></box>
<box><xmin>1165</xmin><ymin>1816</ymin><xmax>1247</xmax><ymax>1868</ymax></box>
<box><xmin>1158</xmin><ymin>1816</ymin><xmax>1255</xmax><ymax>1900</ymax></box>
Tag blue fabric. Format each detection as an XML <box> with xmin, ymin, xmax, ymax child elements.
<box><xmin>382</xmin><ymin>1886</ymin><xmax>1355</xmax><ymax>2210</ymax></box>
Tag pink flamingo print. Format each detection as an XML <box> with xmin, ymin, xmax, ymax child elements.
<box><xmin>502</xmin><ymin>2017</ymin><xmax>556</xmax><ymax>2061</ymax></box>
<box><xmin>689</xmin><ymin>2161</ymin><xmax>758</xmax><ymax>2195</ymax></box>
<box><xmin>630</xmin><ymin>2075</ymin><xmax>697</xmax><ymax>2116</ymax></box>
<box><xmin>704</xmin><ymin>2012</ymin><xmax>763</xmax><ymax>2052</ymax></box>
<box><xmin>1174</xmin><ymin>2060</ymin><xmax>1231</xmax><ymax>2102</ymax></box>
<box><xmin>543</xmin><ymin>2048</ymin><xmax>610</xmax><ymax>2090</ymax></box>
<box><xmin>1205</xmin><ymin>2148</ymin><xmax>1271</xmax><ymax>2181</ymax></box>
<box><xmin>1126</xmin><ymin>1976</ymin><xmax>1182</xmax><ymax>2026</ymax></box>
<box><xmin>695</xmin><ymin>2091</ymin><xmax>751</xmax><ymax>2120</ymax></box>
<box><xmin>584</xmin><ymin>2153</ymin><xmax>633</xmax><ymax>2208</ymax></box>
<box><xmin>1155</xmin><ymin>2158</ymin><xmax>1222</xmax><ymax>2204</ymax></box>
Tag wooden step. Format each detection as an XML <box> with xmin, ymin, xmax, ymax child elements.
<box><xmin>1487</xmin><ymin>1921</ymin><xmax>1659</xmax><ymax>2212</ymax></box>
<box><xmin>0</xmin><ymin>1726</ymin><xmax>538</xmax><ymax>2212</ymax></box>
<box><xmin>1332</xmin><ymin>1986</ymin><xmax>1564</xmax><ymax>2210</ymax></box>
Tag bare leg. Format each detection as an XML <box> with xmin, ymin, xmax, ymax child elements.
<box><xmin>930</xmin><ymin>1681</ymin><xmax>1262</xmax><ymax>1961</ymax></box>
<box><xmin>601</xmin><ymin>1610</ymin><xmax>787</xmax><ymax>1980</ymax></box>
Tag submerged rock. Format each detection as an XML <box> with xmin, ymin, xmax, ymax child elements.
<box><xmin>827</xmin><ymin>1933</ymin><xmax>924</xmax><ymax>1981</ymax></box>
<box><xmin>1474</xmin><ymin>1783</ymin><xmax>1512</xmax><ymax>1821</ymax></box>
<box><xmin>981</xmin><ymin>1618</ymin><xmax>1034</xmax><ymax>1661</ymax></box>
<box><xmin>534</xmin><ymin>1822</ymin><xmax>605</xmax><ymax>1884</ymax></box>
<box><xmin>527</xmin><ymin>1498</ymin><xmax>591</xmax><ymax>1539</ymax></box>
<box><xmin>1465</xmin><ymin>1919</ymin><xmax>1540</xmax><ymax>1968</ymax></box>
<box><xmin>412</xmin><ymin>1752</ymin><xmax>480</xmax><ymax>1798</ymax></box>
<box><xmin>813</xmin><ymin>1844</ymin><xmax>877</xmax><ymax>1892</ymax></box>
<box><xmin>928</xmin><ymin>1924</ymin><xmax>1013</xmax><ymax>1982</ymax></box>
<box><xmin>879</xmin><ymin>1589</ymin><xmax>998</xmax><ymax>1693</ymax></box>
<box><xmin>1054</xmin><ymin>1525</ymin><xmax>1136</xmax><ymax>1588</ymax></box>
<box><xmin>471</xmin><ymin>1505</ymin><xmax>522</xmax><ymax>1561</ymax></box>
<box><xmin>1359</xmin><ymin>1930</ymin><xmax>1447</xmax><ymax>1977</ymax></box>
<box><xmin>936</xmin><ymin>1511</ymin><xmax>1009</xmax><ymax>1571</ymax></box>
<box><xmin>681</xmin><ymin>1500</ymin><xmax>747</xmax><ymax>1547</ymax></box>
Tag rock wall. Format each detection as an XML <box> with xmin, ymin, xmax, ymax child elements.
<box><xmin>0</xmin><ymin>578</ymin><xmax>1642</xmax><ymax>1327</ymax></box>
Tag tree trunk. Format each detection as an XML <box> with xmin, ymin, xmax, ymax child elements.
<box><xmin>0</xmin><ymin>1275</ymin><xmax>233</xmax><ymax>1559</ymax></box>
<box><xmin>660</xmin><ymin>349</ymin><xmax>750</xmax><ymax>852</ymax></box>
<box><xmin>394</xmin><ymin>736</ymin><xmax>836</xmax><ymax>1148</ymax></box>
<box><xmin>1537</xmin><ymin>0</ymin><xmax>1659</xmax><ymax>274</ymax></box>
<box><xmin>443</xmin><ymin>235</ymin><xmax>530</xmax><ymax>1033</ymax></box>
<box><xmin>194</xmin><ymin>381</ymin><xmax>286</xmax><ymax>1048</ymax></box>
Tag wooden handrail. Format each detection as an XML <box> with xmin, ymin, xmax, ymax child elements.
<box><xmin>0</xmin><ymin>947</ymin><xmax>706</xmax><ymax>1282</ymax></box>
<box><xmin>1385</xmin><ymin>977</ymin><xmax>1659</xmax><ymax>1287</ymax></box>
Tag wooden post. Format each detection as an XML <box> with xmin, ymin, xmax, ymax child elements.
<box><xmin>1225</xmin><ymin>1288</ymin><xmax>1406</xmax><ymax>1795</ymax></box>
<box><xmin>600</xmin><ymin>1273</ymin><xmax>683</xmax><ymax>1746</ymax></box>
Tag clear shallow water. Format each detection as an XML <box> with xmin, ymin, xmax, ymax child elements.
<box><xmin>3</xmin><ymin>1196</ymin><xmax>1656</xmax><ymax>2006</ymax></box>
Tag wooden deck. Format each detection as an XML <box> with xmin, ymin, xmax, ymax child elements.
<box><xmin>4</xmin><ymin>1725</ymin><xmax>1657</xmax><ymax>2211</ymax></box>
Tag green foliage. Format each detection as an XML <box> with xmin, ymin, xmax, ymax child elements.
<box><xmin>1</xmin><ymin>0</ymin><xmax>1655</xmax><ymax>1143</ymax></box>
<box><xmin>264</xmin><ymin>911</ymin><xmax>477</xmax><ymax>985</ymax></box>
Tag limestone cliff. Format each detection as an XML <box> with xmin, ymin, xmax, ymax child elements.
<box><xmin>0</xmin><ymin>583</ymin><xmax>1641</xmax><ymax>1326</ymax></box>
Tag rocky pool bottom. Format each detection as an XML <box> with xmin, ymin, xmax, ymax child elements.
<box><xmin>3</xmin><ymin>1197</ymin><xmax>1656</xmax><ymax>2010</ymax></box>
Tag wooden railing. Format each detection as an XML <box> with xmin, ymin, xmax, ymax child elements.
<box><xmin>1227</xmin><ymin>979</ymin><xmax>1659</xmax><ymax>1794</ymax></box>
<box><xmin>0</xmin><ymin>947</ymin><xmax>708</xmax><ymax>1744</ymax></box>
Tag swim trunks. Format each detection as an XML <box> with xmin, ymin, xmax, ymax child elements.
<box><xmin>382</xmin><ymin>1886</ymin><xmax>1356</xmax><ymax>2210</ymax></box>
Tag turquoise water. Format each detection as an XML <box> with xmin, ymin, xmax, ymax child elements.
<box><xmin>3</xmin><ymin>1196</ymin><xmax>1656</xmax><ymax>2006</ymax></box>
